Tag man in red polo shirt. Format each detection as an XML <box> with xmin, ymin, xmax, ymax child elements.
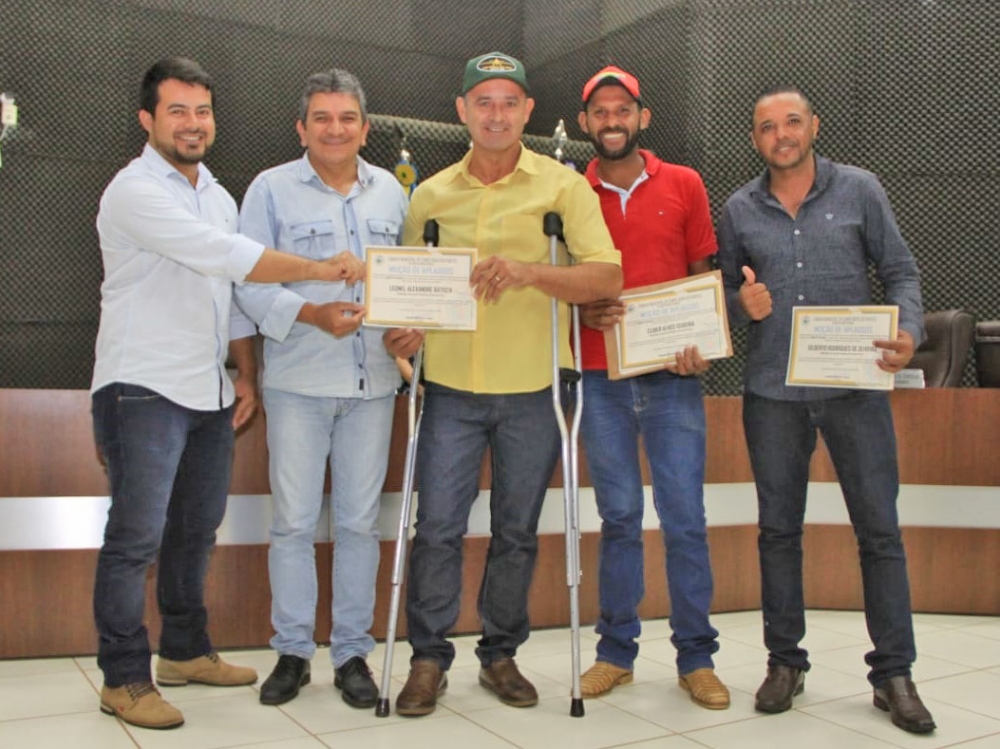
<box><xmin>575</xmin><ymin>65</ymin><xmax>729</xmax><ymax>709</ymax></box>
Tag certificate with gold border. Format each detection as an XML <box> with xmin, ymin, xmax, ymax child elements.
<box><xmin>604</xmin><ymin>271</ymin><xmax>733</xmax><ymax>380</ymax></box>
<box><xmin>786</xmin><ymin>306</ymin><xmax>898</xmax><ymax>389</ymax></box>
<box><xmin>363</xmin><ymin>246</ymin><xmax>477</xmax><ymax>330</ymax></box>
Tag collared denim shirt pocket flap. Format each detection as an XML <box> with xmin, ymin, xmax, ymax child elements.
<box><xmin>290</xmin><ymin>219</ymin><xmax>338</xmax><ymax>259</ymax></box>
<box><xmin>367</xmin><ymin>218</ymin><xmax>400</xmax><ymax>245</ymax></box>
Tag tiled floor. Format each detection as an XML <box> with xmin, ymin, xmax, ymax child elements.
<box><xmin>3</xmin><ymin>610</ymin><xmax>1000</xmax><ymax>748</ymax></box>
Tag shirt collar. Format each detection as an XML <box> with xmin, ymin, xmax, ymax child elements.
<box><xmin>141</xmin><ymin>143</ymin><xmax>215</xmax><ymax>191</ymax></box>
<box><xmin>750</xmin><ymin>154</ymin><xmax>833</xmax><ymax>202</ymax></box>
<box><xmin>296</xmin><ymin>152</ymin><xmax>374</xmax><ymax>190</ymax></box>
<box><xmin>584</xmin><ymin>148</ymin><xmax>658</xmax><ymax>187</ymax></box>
<box><xmin>453</xmin><ymin>143</ymin><xmax>538</xmax><ymax>186</ymax></box>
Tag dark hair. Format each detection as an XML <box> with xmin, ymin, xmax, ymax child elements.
<box><xmin>298</xmin><ymin>69</ymin><xmax>368</xmax><ymax>123</ymax></box>
<box><xmin>140</xmin><ymin>57</ymin><xmax>213</xmax><ymax>114</ymax></box>
<box><xmin>752</xmin><ymin>85</ymin><xmax>814</xmax><ymax>123</ymax></box>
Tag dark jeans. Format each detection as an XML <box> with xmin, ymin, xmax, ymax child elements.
<box><xmin>743</xmin><ymin>390</ymin><xmax>916</xmax><ymax>686</ymax></box>
<box><xmin>92</xmin><ymin>383</ymin><xmax>234</xmax><ymax>687</ymax></box>
<box><xmin>405</xmin><ymin>382</ymin><xmax>561</xmax><ymax>670</ymax></box>
<box><xmin>580</xmin><ymin>370</ymin><xmax>718</xmax><ymax>675</ymax></box>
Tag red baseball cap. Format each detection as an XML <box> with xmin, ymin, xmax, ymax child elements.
<box><xmin>581</xmin><ymin>65</ymin><xmax>641</xmax><ymax>104</ymax></box>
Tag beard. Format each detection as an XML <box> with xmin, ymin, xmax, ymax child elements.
<box><xmin>588</xmin><ymin>126</ymin><xmax>640</xmax><ymax>161</ymax></box>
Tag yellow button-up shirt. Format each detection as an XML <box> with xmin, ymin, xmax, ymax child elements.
<box><xmin>403</xmin><ymin>145</ymin><xmax>621</xmax><ymax>394</ymax></box>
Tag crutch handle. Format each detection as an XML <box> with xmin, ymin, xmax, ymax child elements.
<box><xmin>559</xmin><ymin>367</ymin><xmax>582</xmax><ymax>384</ymax></box>
<box><xmin>543</xmin><ymin>211</ymin><xmax>563</xmax><ymax>240</ymax></box>
<box><xmin>423</xmin><ymin>219</ymin><xmax>439</xmax><ymax>246</ymax></box>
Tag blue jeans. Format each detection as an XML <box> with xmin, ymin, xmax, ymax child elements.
<box><xmin>406</xmin><ymin>383</ymin><xmax>561</xmax><ymax>670</ymax></box>
<box><xmin>263</xmin><ymin>388</ymin><xmax>394</xmax><ymax>667</ymax></box>
<box><xmin>92</xmin><ymin>383</ymin><xmax>233</xmax><ymax>687</ymax></box>
<box><xmin>580</xmin><ymin>370</ymin><xmax>719</xmax><ymax>675</ymax></box>
<box><xmin>743</xmin><ymin>391</ymin><xmax>916</xmax><ymax>686</ymax></box>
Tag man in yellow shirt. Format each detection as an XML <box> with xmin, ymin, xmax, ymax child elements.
<box><xmin>384</xmin><ymin>51</ymin><xmax>621</xmax><ymax>717</ymax></box>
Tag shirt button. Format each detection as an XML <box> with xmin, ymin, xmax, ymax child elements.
<box><xmin>793</xmin><ymin>229</ymin><xmax>801</xmax><ymax>236</ymax></box>
<box><xmin>796</xmin><ymin>262</ymin><xmax>803</xmax><ymax>268</ymax></box>
<box><xmin>798</xmin><ymin>295</ymin><xmax>805</xmax><ymax>301</ymax></box>
<box><xmin>350</xmin><ymin>230</ymin><xmax>355</xmax><ymax>235</ymax></box>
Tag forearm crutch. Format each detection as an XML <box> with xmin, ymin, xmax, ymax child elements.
<box><xmin>375</xmin><ymin>218</ymin><xmax>438</xmax><ymax>718</ymax></box>
<box><xmin>544</xmin><ymin>211</ymin><xmax>585</xmax><ymax>718</ymax></box>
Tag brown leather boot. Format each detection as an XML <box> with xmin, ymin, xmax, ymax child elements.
<box><xmin>755</xmin><ymin>665</ymin><xmax>804</xmax><ymax>713</ymax></box>
<box><xmin>156</xmin><ymin>652</ymin><xmax>257</xmax><ymax>687</ymax></box>
<box><xmin>396</xmin><ymin>660</ymin><xmax>447</xmax><ymax>716</ymax></box>
<box><xmin>100</xmin><ymin>683</ymin><xmax>184</xmax><ymax>729</ymax></box>
<box><xmin>479</xmin><ymin>657</ymin><xmax>538</xmax><ymax>707</ymax></box>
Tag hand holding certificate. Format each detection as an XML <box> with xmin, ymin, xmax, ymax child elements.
<box><xmin>363</xmin><ymin>245</ymin><xmax>477</xmax><ymax>330</ymax></box>
<box><xmin>786</xmin><ymin>306</ymin><xmax>899</xmax><ymax>390</ymax></box>
<box><xmin>604</xmin><ymin>270</ymin><xmax>733</xmax><ymax>380</ymax></box>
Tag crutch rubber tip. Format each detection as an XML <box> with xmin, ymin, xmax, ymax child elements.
<box><xmin>570</xmin><ymin>698</ymin><xmax>585</xmax><ymax>717</ymax></box>
<box><xmin>375</xmin><ymin>698</ymin><xmax>391</xmax><ymax>717</ymax></box>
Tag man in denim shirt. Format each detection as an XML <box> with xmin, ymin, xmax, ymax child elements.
<box><xmin>234</xmin><ymin>69</ymin><xmax>407</xmax><ymax>708</ymax></box>
<box><xmin>718</xmin><ymin>86</ymin><xmax>935</xmax><ymax>734</ymax></box>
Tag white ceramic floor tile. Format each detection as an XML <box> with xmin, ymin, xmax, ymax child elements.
<box><xmin>510</xmin><ymin>626</ymin><xmax>589</xmax><ymax>658</ymax></box>
<box><xmin>637</xmin><ymin>617</ymin><xmax>678</xmax><ymax>642</ymax></box>
<box><xmin>915</xmin><ymin>630</ymin><xmax>1000</xmax><ymax>669</ymax></box>
<box><xmin>316</xmin><ymin>713</ymin><xmax>517</xmax><ymax>749</ymax></box>
<box><xmin>801</xmin><ymin>692</ymin><xmax>1000</xmax><ymax>749</ymax></box>
<box><xmin>0</xmin><ymin>657</ymin><xmax>80</xmax><ymax>680</ymax></box>
<box><xmin>938</xmin><ymin>734</ymin><xmax>1000</xmax><ymax>748</ymax></box>
<box><xmin>917</xmin><ymin>670</ymin><xmax>1000</xmax><ymax>720</ymax></box>
<box><xmin>802</xmin><ymin>609</ymin><xmax>873</xmax><ymax>640</ymax></box>
<box><xmin>463</xmin><ymin>695</ymin><xmax>669</xmax><ymax>749</ymax></box>
<box><xmin>0</xmin><ymin>670</ymin><xmax>97</xmax><ymax>721</ymax></box>
<box><xmin>597</xmin><ymin>675</ymin><xmax>757</xmax><ymax>733</ymax></box>
<box><xmin>613</xmin><ymin>737</ymin><xmax>718</xmax><ymax>749</ymax></box>
<box><xmin>911</xmin><ymin>614</ymin><xmax>998</xmax><ymax>632</ymax></box>
<box><xmin>124</xmin><ymin>692</ymin><xmax>308</xmax><ymax>749</ymax></box>
<box><xmin>707</xmin><ymin>610</ymin><xmax>767</xmax><ymax>629</ymax></box>
<box><xmin>807</xmin><ymin>642</ymin><xmax>975</xmax><ymax>683</ymax></box>
<box><xmin>961</xmin><ymin>619</ymin><xmax>1000</xmax><ymax>642</ymax></box>
<box><xmin>221</xmin><ymin>740</ymin><xmax>327</xmax><ymax>749</ymax></box>
<box><xmin>706</xmin><ymin>636</ymin><xmax>769</xmax><ymax>672</ymax></box>
<box><xmin>524</xmin><ymin>651</ymin><xmax>674</xmax><ymax>689</ymax></box>
<box><xmin>0</xmin><ymin>711</ymin><xmax>135</xmax><ymax>748</ymax></box>
<box><xmin>686</xmin><ymin>708</ymin><xmax>899</xmax><ymax>749</ymax></box>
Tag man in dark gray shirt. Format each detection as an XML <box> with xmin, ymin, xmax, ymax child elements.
<box><xmin>718</xmin><ymin>85</ymin><xmax>935</xmax><ymax>735</ymax></box>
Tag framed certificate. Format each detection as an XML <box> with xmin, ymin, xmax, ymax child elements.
<box><xmin>604</xmin><ymin>270</ymin><xmax>733</xmax><ymax>380</ymax></box>
<box><xmin>363</xmin><ymin>245</ymin><xmax>477</xmax><ymax>330</ymax></box>
<box><xmin>786</xmin><ymin>305</ymin><xmax>898</xmax><ymax>390</ymax></box>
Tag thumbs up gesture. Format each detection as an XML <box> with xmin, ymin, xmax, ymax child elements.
<box><xmin>738</xmin><ymin>265</ymin><xmax>772</xmax><ymax>321</ymax></box>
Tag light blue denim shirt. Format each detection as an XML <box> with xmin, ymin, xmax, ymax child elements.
<box><xmin>92</xmin><ymin>144</ymin><xmax>265</xmax><ymax>410</ymax></box>
<box><xmin>718</xmin><ymin>156</ymin><xmax>925</xmax><ymax>401</ymax></box>
<box><xmin>234</xmin><ymin>154</ymin><xmax>407</xmax><ymax>398</ymax></box>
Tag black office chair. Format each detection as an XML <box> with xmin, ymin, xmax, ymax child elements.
<box><xmin>974</xmin><ymin>320</ymin><xmax>1000</xmax><ymax>388</ymax></box>
<box><xmin>909</xmin><ymin>309</ymin><xmax>975</xmax><ymax>387</ymax></box>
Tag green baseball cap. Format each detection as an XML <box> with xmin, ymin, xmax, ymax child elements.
<box><xmin>461</xmin><ymin>52</ymin><xmax>529</xmax><ymax>95</ymax></box>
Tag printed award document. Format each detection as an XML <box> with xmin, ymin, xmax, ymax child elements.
<box><xmin>363</xmin><ymin>245</ymin><xmax>477</xmax><ymax>330</ymax></box>
<box><xmin>604</xmin><ymin>270</ymin><xmax>732</xmax><ymax>380</ymax></box>
<box><xmin>785</xmin><ymin>305</ymin><xmax>899</xmax><ymax>390</ymax></box>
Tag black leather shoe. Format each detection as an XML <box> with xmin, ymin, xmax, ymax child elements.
<box><xmin>334</xmin><ymin>656</ymin><xmax>378</xmax><ymax>708</ymax></box>
<box><xmin>259</xmin><ymin>655</ymin><xmax>310</xmax><ymax>705</ymax></box>
<box><xmin>874</xmin><ymin>676</ymin><xmax>936</xmax><ymax>734</ymax></box>
<box><xmin>755</xmin><ymin>665</ymin><xmax>804</xmax><ymax>713</ymax></box>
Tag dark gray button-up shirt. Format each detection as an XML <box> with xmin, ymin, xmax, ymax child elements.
<box><xmin>718</xmin><ymin>156</ymin><xmax>925</xmax><ymax>401</ymax></box>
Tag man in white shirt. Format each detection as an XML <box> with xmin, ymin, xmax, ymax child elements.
<box><xmin>91</xmin><ymin>56</ymin><xmax>360</xmax><ymax>731</ymax></box>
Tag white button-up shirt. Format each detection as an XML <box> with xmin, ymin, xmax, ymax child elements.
<box><xmin>91</xmin><ymin>144</ymin><xmax>265</xmax><ymax>410</ymax></box>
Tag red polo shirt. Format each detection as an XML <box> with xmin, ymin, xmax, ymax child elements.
<box><xmin>581</xmin><ymin>150</ymin><xmax>718</xmax><ymax>370</ymax></box>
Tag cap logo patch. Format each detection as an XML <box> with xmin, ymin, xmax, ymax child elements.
<box><xmin>478</xmin><ymin>56</ymin><xmax>516</xmax><ymax>72</ymax></box>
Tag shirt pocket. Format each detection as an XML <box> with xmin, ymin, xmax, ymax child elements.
<box><xmin>290</xmin><ymin>219</ymin><xmax>339</xmax><ymax>259</ymax></box>
<box><xmin>367</xmin><ymin>218</ymin><xmax>400</xmax><ymax>247</ymax></box>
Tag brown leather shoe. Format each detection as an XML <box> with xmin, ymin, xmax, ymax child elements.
<box><xmin>754</xmin><ymin>665</ymin><xmax>804</xmax><ymax>713</ymax></box>
<box><xmin>396</xmin><ymin>660</ymin><xmax>447</xmax><ymax>717</ymax></box>
<box><xmin>156</xmin><ymin>652</ymin><xmax>257</xmax><ymax>687</ymax></box>
<box><xmin>100</xmin><ymin>683</ymin><xmax>184</xmax><ymax>730</ymax></box>
<box><xmin>479</xmin><ymin>657</ymin><xmax>538</xmax><ymax>707</ymax></box>
<box><xmin>874</xmin><ymin>676</ymin><xmax>936</xmax><ymax>734</ymax></box>
<box><xmin>679</xmin><ymin>668</ymin><xmax>730</xmax><ymax>710</ymax></box>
